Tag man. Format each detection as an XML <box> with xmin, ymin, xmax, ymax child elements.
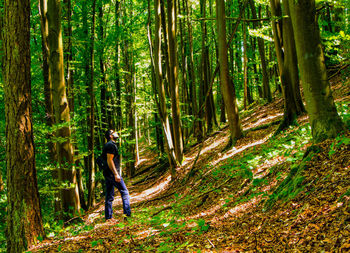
<box><xmin>102</xmin><ymin>129</ymin><xmax>131</xmax><ymax>221</ymax></box>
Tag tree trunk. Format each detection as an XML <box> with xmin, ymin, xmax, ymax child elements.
<box><xmin>0</xmin><ymin>172</ymin><xmax>3</xmax><ymax>192</ymax></box>
<box><xmin>63</xmin><ymin>0</ymin><xmax>74</xmax><ymax>110</ymax></box>
<box><xmin>167</xmin><ymin>0</ymin><xmax>184</xmax><ymax>165</ymax></box>
<box><xmin>200</xmin><ymin>0</ymin><xmax>215</xmax><ymax>134</ymax></box>
<box><xmin>115</xmin><ymin>1</ymin><xmax>122</xmax><ymax>131</ymax></box>
<box><xmin>288</xmin><ymin>0</ymin><xmax>345</xmax><ymax>142</ymax></box>
<box><xmin>124</xmin><ymin>8</ymin><xmax>136</xmax><ymax>177</ymax></box>
<box><xmin>99</xmin><ymin>3</ymin><xmax>108</xmax><ymax>130</ymax></box>
<box><xmin>249</xmin><ymin>0</ymin><xmax>271</xmax><ymax>102</ymax></box>
<box><xmin>87</xmin><ymin>0</ymin><xmax>96</xmax><ymax>208</ymax></box>
<box><xmin>243</xmin><ymin>12</ymin><xmax>249</xmax><ymax>110</ymax></box>
<box><xmin>39</xmin><ymin>0</ymin><xmax>62</xmax><ymax>214</ymax></box>
<box><xmin>47</xmin><ymin>0</ymin><xmax>81</xmax><ymax>218</ymax></box>
<box><xmin>274</xmin><ymin>0</ymin><xmax>306</xmax><ymax>133</ymax></box>
<box><xmin>4</xmin><ymin>0</ymin><xmax>45</xmax><ymax>250</ymax></box>
<box><xmin>149</xmin><ymin>0</ymin><xmax>177</xmax><ymax>168</ymax></box>
<box><xmin>185</xmin><ymin>0</ymin><xmax>202</xmax><ymax>141</ymax></box>
<box><xmin>216</xmin><ymin>0</ymin><xmax>243</xmax><ymax>145</ymax></box>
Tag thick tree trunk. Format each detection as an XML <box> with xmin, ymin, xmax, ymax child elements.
<box><xmin>288</xmin><ymin>0</ymin><xmax>345</xmax><ymax>142</ymax></box>
<box><xmin>47</xmin><ymin>0</ymin><xmax>81</xmax><ymax>218</ymax></box>
<box><xmin>167</xmin><ymin>0</ymin><xmax>184</xmax><ymax>164</ymax></box>
<box><xmin>4</xmin><ymin>0</ymin><xmax>44</xmax><ymax>251</ymax></box>
<box><xmin>216</xmin><ymin>0</ymin><xmax>243</xmax><ymax>145</ymax></box>
<box><xmin>39</xmin><ymin>0</ymin><xmax>61</xmax><ymax>214</ymax></box>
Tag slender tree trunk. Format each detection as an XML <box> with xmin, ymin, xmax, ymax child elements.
<box><xmin>160</xmin><ymin>0</ymin><xmax>171</xmax><ymax>96</ymax></box>
<box><xmin>123</xmin><ymin>2</ymin><xmax>136</xmax><ymax>177</ymax></box>
<box><xmin>86</xmin><ymin>0</ymin><xmax>96</xmax><ymax>208</ymax></box>
<box><xmin>63</xmin><ymin>0</ymin><xmax>74</xmax><ymax>110</ymax></box>
<box><xmin>115</xmin><ymin>1</ymin><xmax>122</xmax><ymax>131</ymax></box>
<box><xmin>0</xmin><ymin>172</ymin><xmax>3</xmax><ymax>192</ymax></box>
<box><xmin>288</xmin><ymin>0</ymin><xmax>345</xmax><ymax>142</ymax></box>
<box><xmin>99</xmin><ymin>3</ymin><xmax>108</xmax><ymax>130</ymax></box>
<box><xmin>216</xmin><ymin>0</ymin><xmax>243</xmax><ymax>145</ymax></box>
<box><xmin>184</xmin><ymin>0</ymin><xmax>202</xmax><ymax>141</ymax></box>
<box><xmin>150</xmin><ymin>0</ymin><xmax>177</xmax><ymax>168</ymax></box>
<box><xmin>249</xmin><ymin>0</ymin><xmax>271</xmax><ymax>102</ymax></box>
<box><xmin>134</xmin><ymin>73</ymin><xmax>140</xmax><ymax>165</ymax></box>
<box><xmin>243</xmin><ymin>13</ymin><xmax>249</xmax><ymax>110</ymax></box>
<box><xmin>4</xmin><ymin>0</ymin><xmax>45</xmax><ymax>250</ymax></box>
<box><xmin>167</xmin><ymin>0</ymin><xmax>184</xmax><ymax>164</ymax></box>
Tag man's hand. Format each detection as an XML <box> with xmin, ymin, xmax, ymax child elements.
<box><xmin>114</xmin><ymin>174</ymin><xmax>121</xmax><ymax>183</ymax></box>
<box><xmin>107</xmin><ymin>153</ymin><xmax>121</xmax><ymax>183</ymax></box>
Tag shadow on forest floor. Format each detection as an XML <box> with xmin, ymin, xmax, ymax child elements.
<box><xmin>30</xmin><ymin>73</ymin><xmax>350</xmax><ymax>252</ymax></box>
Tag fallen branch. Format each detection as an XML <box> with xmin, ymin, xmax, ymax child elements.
<box><xmin>328</xmin><ymin>63</ymin><xmax>350</xmax><ymax>80</ymax></box>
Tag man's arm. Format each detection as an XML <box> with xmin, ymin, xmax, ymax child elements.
<box><xmin>107</xmin><ymin>153</ymin><xmax>121</xmax><ymax>183</ymax></box>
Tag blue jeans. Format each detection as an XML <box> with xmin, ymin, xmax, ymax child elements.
<box><xmin>105</xmin><ymin>177</ymin><xmax>131</xmax><ymax>219</ymax></box>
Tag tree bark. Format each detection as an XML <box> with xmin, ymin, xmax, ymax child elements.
<box><xmin>115</xmin><ymin>1</ymin><xmax>122</xmax><ymax>131</ymax></box>
<box><xmin>249</xmin><ymin>0</ymin><xmax>271</xmax><ymax>102</ymax></box>
<box><xmin>87</xmin><ymin>0</ymin><xmax>97</xmax><ymax>208</ymax></box>
<box><xmin>243</xmin><ymin>12</ymin><xmax>249</xmax><ymax>110</ymax></box>
<box><xmin>150</xmin><ymin>0</ymin><xmax>177</xmax><ymax>168</ymax></box>
<box><xmin>39</xmin><ymin>0</ymin><xmax>62</xmax><ymax>214</ymax></box>
<box><xmin>200</xmin><ymin>0</ymin><xmax>216</xmax><ymax>134</ymax></box>
<box><xmin>184</xmin><ymin>0</ymin><xmax>202</xmax><ymax>141</ymax></box>
<box><xmin>47</xmin><ymin>0</ymin><xmax>81</xmax><ymax>218</ymax></box>
<box><xmin>123</xmin><ymin>1</ymin><xmax>136</xmax><ymax>177</ymax></box>
<box><xmin>98</xmin><ymin>2</ymin><xmax>109</xmax><ymax>130</ymax></box>
<box><xmin>167</xmin><ymin>0</ymin><xmax>184</xmax><ymax>164</ymax></box>
<box><xmin>288</xmin><ymin>0</ymin><xmax>345</xmax><ymax>142</ymax></box>
<box><xmin>216</xmin><ymin>0</ymin><xmax>243</xmax><ymax>145</ymax></box>
<box><xmin>4</xmin><ymin>0</ymin><xmax>45</xmax><ymax>250</ymax></box>
<box><xmin>275</xmin><ymin>0</ymin><xmax>306</xmax><ymax>133</ymax></box>
<box><xmin>63</xmin><ymin>0</ymin><xmax>74</xmax><ymax>110</ymax></box>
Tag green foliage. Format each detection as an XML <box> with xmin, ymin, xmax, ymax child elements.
<box><xmin>193</xmin><ymin>219</ymin><xmax>210</xmax><ymax>233</ymax></box>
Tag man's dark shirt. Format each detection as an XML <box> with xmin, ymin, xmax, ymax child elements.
<box><xmin>102</xmin><ymin>140</ymin><xmax>121</xmax><ymax>179</ymax></box>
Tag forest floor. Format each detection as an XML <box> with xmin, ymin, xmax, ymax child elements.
<box><xmin>31</xmin><ymin>72</ymin><xmax>350</xmax><ymax>252</ymax></box>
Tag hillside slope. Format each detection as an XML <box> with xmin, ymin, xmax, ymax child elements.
<box><xmin>30</xmin><ymin>73</ymin><xmax>350</xmax><ymax>252</ymax></box>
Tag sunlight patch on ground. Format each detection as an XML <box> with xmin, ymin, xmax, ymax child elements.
<box><xmin>135</xmin><ymin>228</ymin><xmax>160</xmax><ymax>240</ymax></box>
<box><xmin>212</xmin><ymin>197</ymin><xmax>261</xmax><ymax>223</ymax></box>
<box><xmin>210</xmin><ymin>136</ymin><xmax>271</xmax><ymax>167</ymax></box>
<box><xmin>185</xmin><ymin>200</ymin><xmax>226</xmax><ymax>221</ymax></box>
<box><xmin>253</xmin><ymin>156</ymin><xmax>285</xmax><ymax>179</ymax></box>
<box><xmin>130</xmin><ymin>175</ymin><xmax>172</xmax><ymax>203</ymax></box>
<box><xmin>181</xmin><ymin>137</ymin><xmax>227</xmax><ymax>169</ymax></box>
<box><xmin>243</xmin><ymin>113</ymin><xmax>283</xmax><ymax>130</ymax></box>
